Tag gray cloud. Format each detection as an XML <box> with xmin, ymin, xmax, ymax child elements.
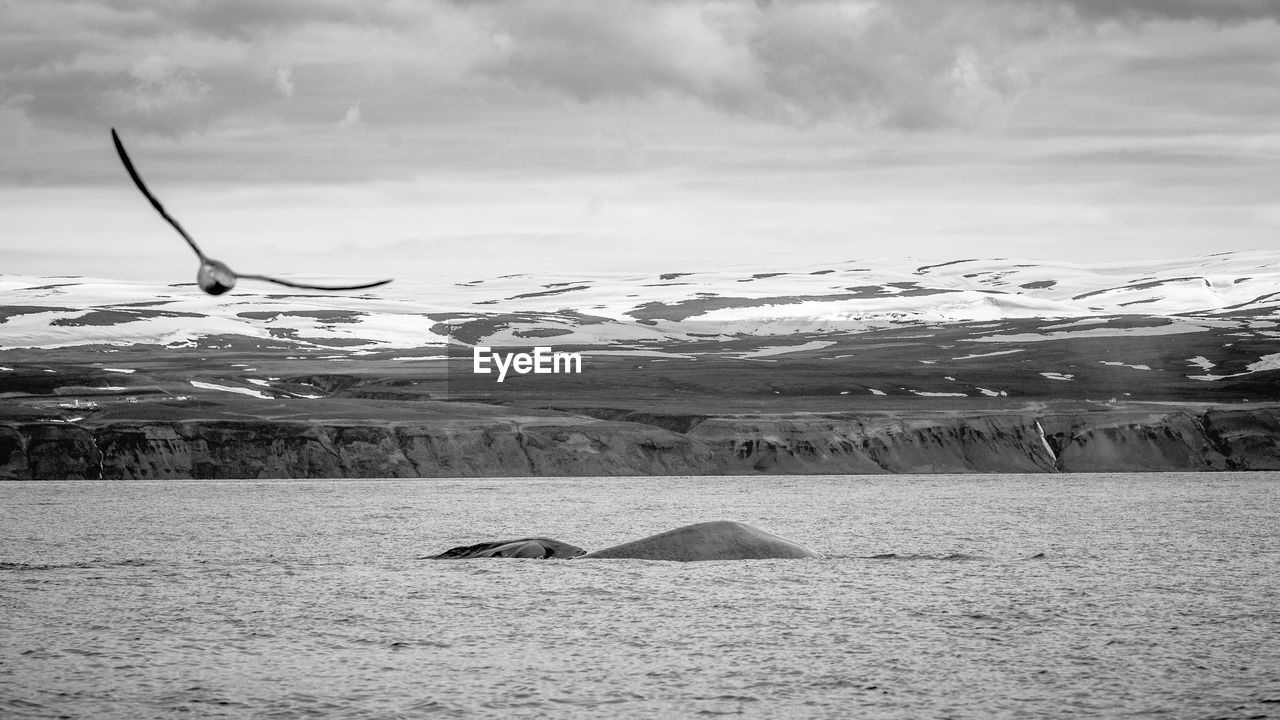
<box><xmin>449</xmin><ymin>0</ymin><xmax>1277</xmax><ymax>128</ymax></box>
<box><xmin>466</xmin><ymin>1</ymin><xmax>1065</xmax><ymax>129</ymax></box>
<box><xmin>0</xmin><ymin>0</ymin><xmax>1076</xmax><ymax>137</ymax></box>
<box><xmin>1059</xmin><ymin>0</ymin><xmax>1280</xmax><ymax>23</ymax></box>
<box><xmin>1</xmin><ymin>0</ymin><xmax>1277</xmax><ymax>181</ymax></box>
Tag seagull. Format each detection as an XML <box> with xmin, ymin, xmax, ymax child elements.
<box><xmin>110</xmin><ymin>128</ymin><xmax>393</xmax><ymax>295</ymax></box>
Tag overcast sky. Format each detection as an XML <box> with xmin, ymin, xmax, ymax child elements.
<box><xmin>2</xmin><ymin>0</ymin><xmax>1278</xmax><ymax>284</ymax></box>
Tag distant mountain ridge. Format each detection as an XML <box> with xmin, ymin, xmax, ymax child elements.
<box><xmin>2</xmin><ymin>251</ymin><xmax>1277</xmax><ymax>352</ymax></box>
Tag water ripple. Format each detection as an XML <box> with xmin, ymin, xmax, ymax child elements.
<box><xmin>1</xmin><ymin>474</ymin><xmax>1278</xmax><ymax>718</ymax></box>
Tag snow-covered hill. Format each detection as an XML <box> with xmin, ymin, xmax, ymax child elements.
<box><xmin>3</xmin><ymin>251</ymin><xmax>1277</xmax><ymax>352</ymax></box>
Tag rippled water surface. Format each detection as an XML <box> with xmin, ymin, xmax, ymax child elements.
<box><xmin>3</xmin><ymin>474</ymin><xmax>1279</xmax><ymax>719</ymax></box>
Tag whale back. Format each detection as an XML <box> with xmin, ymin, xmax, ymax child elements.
<box><xmin>579</xmin><ymin>520</ymin><xmax>822</xmax><ymax>561</ymax></box>
<box><xmin>427</xmin><ymin>538</ymin><xmax>586</xmax><ymax>559</ymax></box>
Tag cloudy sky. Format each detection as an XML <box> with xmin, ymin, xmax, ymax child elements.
<box><xmin>2</xmin><ymin>0</ymin><xmax>1278</xmax><ymax>284</ymax></box>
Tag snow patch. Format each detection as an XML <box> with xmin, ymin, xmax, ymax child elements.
<box><xmin>738</xmin><ymin>340</ymin><xmax>836</xmax><ymax>358</ymax></box>
<box><xmin>584</xmin><ymin>350</ymin><xmax>695</xmax><ymax>359</ymax></box>
<box><xmin>1188</xmin><ymin>353</ymin><xmax>1280</xmax><ymax>381</ymax></box>
<box><xmin>951</xmin><ymin>349</ymin><xmax>1024</xmax><ymax>360</ymax></box>
<box><xmin>1099</xmin><ymin>361</ymin><xmax>1151</xmax><ymax>371</ymax></box>
<box><xmin>1040</xmin><ymin>372</ymin><xmax>1074</xmax><ymax>381</ymax></box>
<box><xmin>390</xmin><ymin>355</ymin><xmax>449</xmax><ymax>362</ymax></box>
<box><xmin>969</xmin><ymin>323</ymin><xmax>1211</xmax><ymax>343</ymax></box>
<box><xmin>189</xmin><ymin>380</ymin><xmax>273</xmax><ymax>399</ymax></box>
<box><xmin>1039</xmin><ymin>318</ymin><xmax>1110</xmax><ymax>330</ymax></box>
<box><xmin>1186</xmin><ymin>356</ymin><xmax>1215</xmax><ymax>371</ymax></box>
<box><xmin>1250</xmin><ymin>353</ymin><xmax>1280</xmax><ymax>373</ymax></box>
<box><xmin>1034</xmin><ymin>420</ymin><xmax>1057</xmax><ymax>462</ymax></box>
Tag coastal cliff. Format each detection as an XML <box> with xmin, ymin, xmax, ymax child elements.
<box><xmin>3</xmin><ymin>406</ymin><xmax>1276</xmax><ymax>479</ymax></box>
<box><xmin>0</xmin><ymin>416</ymin><xmax>723</xmax><ymax>480</ymax></box>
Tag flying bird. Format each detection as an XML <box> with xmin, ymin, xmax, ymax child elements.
<box><xmin>110</xmin><ymin>128</ymin><xmax>392</xmax><ymax>295</ymax></box>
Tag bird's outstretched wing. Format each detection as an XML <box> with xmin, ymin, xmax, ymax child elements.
<box><xmin>237</xmin><ymin>274</ymin><xmax>394</xmax><ymax>291</ymax></box>
<box><xmin>112</xmin><ymin>127</ymin><xmax>394</xmax><ymax>294</ymax></box>
<box><xmin>110</xmin><ymin>128</ymin><xmax>207</xmax><ymax>261</ymax></box>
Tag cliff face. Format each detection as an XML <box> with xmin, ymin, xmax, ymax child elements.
<box><xmin>2</xmin><ymin>424</ymin><xmax>102</xmax><ymax>480</ymax></box>
<box><xmin>2</xmin><ymin>406</ymin><xmax>1276</xmax><ymax>480</ymax></box>
<box><xmin>0</xmin><ymin>418</ymin><xmax>723</xmax><ymax>480</ymax></box>
<box><xmin>1039</xmin><ymin>412</ymin><xmax>1232</xmax><ymax>472</ymax></box>
<box><xmin>688</xmin><ymin>415</ymin><xmax>1057</xmax><ymax>474</ymax></box>
<box><xmin>1201</xmin><ymin>409</ymin><xmax>1280</xmax><ymax>470</ymax></box>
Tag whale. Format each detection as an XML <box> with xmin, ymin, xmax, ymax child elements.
<box><xmin>428</xmin><ymin>521</ymin><xmax>822</xmax><ymax>561</ymax></box>
<box><xmin>579</xmin><ymin>520</ymin><xmax>823</xmax><ymax>561</ymax></box>
<box><xmin>425</xmin><ymin>537</ymin><xmax>587</xmax><ymax>560</ymax></box>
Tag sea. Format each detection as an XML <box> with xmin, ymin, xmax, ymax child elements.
<box><xmin>2</xmin><ymin>473</ymin><xmax>1278</xmax><ymax>719</ymax></box>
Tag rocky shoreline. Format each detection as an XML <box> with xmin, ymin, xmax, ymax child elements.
<box><xmin>4</xmin><ymin>405</ymin><xmax>1277</xmax><ymax>479</ymax></box>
